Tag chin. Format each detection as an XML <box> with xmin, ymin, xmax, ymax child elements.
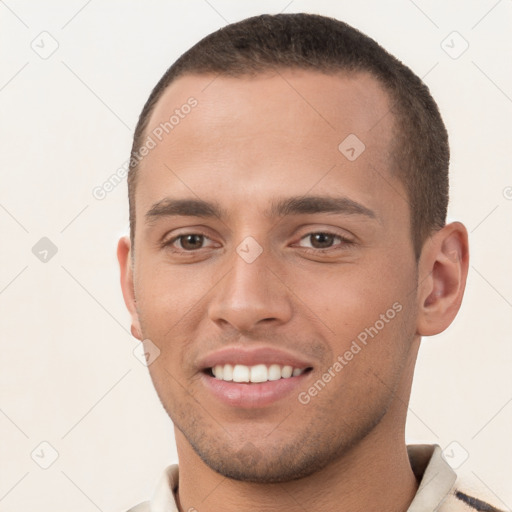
<box><xmin>184</xmin><ymin>427</ymin><xmax>347</xmax><ymax>484</ymax></box>
<box><xmin>199</xmin><ymin>452</ymin><xmax>326</xmax><ymax>483</ymax></box>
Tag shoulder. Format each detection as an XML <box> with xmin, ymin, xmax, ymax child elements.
<box><xmin>120</xmin><ymin>464</ymin><xmax>179</xmax><ymax>512</ymax></box>
<box><xmin>123</xmin><ymin>501</ymin><xmax>150</xmax><ymax>512</ymax></box>
<box><xmin>438</xmin><ymin>478</ymin><xmax>507</xmax><ymax>512</ymax></box>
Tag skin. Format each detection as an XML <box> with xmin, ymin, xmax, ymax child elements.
<box><xmin>117</xmin><ymin>70</ymin><xmax>469</xmax><ymax>512</ymax></box>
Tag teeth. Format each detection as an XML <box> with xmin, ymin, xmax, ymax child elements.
<box><xmin>281</xmin><ymin>365</ymin><xmax>293</xmax><ymax>378</ymax></box>
<box><xmin>268</xmin><ymin>364</ymin><xmax>282</xmax><ymax>381</ymax></box>
<box><xmin>233</xmin><ymin>364</ymin><xmax>249</xmax><ymax>382</ymax></box>
<box><xmin>211</xmin><ymin>363</ymin><xmax>307</xmax><ymax>382</ymax></box>
<box><xmin>213</xmin><ymin>364</ymin><xmax>223</xmax><ymax>380</ymax></box>
<box><xmin>250</xmin><ymin>364</ymin><xmax>268</xmax><ymax>383</ymax></box>
<box><xmin>222</xmin><ymin>364</ymin><xmax>233</xmax><ymax>381</ymax></box>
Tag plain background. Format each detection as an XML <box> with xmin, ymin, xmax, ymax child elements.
<box><xmin>1</xmin><ymin>1</ymin><xmax>511</xmax><ymax>511</ymax></box>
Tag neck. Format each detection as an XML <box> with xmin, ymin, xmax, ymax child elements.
<box><xmin>175</xmin><ymin>426</ymin><xmax>418</xmax><ymax>512</ymax></box>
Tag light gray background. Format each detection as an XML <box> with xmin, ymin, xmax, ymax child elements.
<box><xmin>1</xmin><ymin>1</ymin><xmax>511</xmax><ymax>511</ymax></box>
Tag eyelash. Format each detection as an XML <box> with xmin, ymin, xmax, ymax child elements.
<box><xmin>162</xmin><ymin>232</ymin><xmax>215</xmax><ymax>251</ymax></box>
<box><xmin>296</xmin><ymin>232</ymin><xmax>354</xmax><ymax>253</ymax></box>
<box><xmin>162</xmin><ymin>231</ymin><xmax>354</xmax><ymax>253</ymax></box>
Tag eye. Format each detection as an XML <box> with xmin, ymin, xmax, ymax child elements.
<box><xmin>297</xmin><ymin>232</ymin><xmax>352</xmax><ymax>250</ymax></box>
<box><xmin>166</xmin><ymin>233</ymin><xmax>216</xmax><ymax>251</ymax></box>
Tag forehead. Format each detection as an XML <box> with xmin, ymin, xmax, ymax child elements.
<box><xmin>135</xmin><ymin>70</ymin><xmax>403</xmax><ymax>225</ymax></box>
<box><xmin>144</xmin><ymin>69</ymin><xmax>394</xmax><ymax>150</ymax></box>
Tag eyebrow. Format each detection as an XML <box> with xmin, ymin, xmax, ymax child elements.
<box><xmin>144</xmin><ymin>195</ymin><xmax>377</xmax><ymax>223</ymax></box>
<box><xmin>145</xmin><ymin>198</ymin><xmax>224</xmax><ymax>223</ymax></box>
<box><xmin>268</xmin><ymin>195</ymin><xmax>377</xmax><ymax>219</ymax></box>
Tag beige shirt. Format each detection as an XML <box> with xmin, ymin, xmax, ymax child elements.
<box><xmin>125</xmin><ymin>444</ymin><xmax>505</xmax><ymax>512</ymax></box>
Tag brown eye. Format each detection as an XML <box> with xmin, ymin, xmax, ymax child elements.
<box><xmin>179</xmin><ymin>234</ymin><xmax>204</xmax><ymax>250</ymax></box>
<box><xmin>309</xmin><ymin>232</ymin><xmax>336</xmax><ymax>249</ymax></box>
<box><xmin>296</xmin><ymin>231</ymin><xmax>353</xmax><ymax>252</ymax></box>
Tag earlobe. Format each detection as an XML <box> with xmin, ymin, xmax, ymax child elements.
<box><xmin>416</xmin><ymin>222</ymin><xmax>469</xmax><ymax>337</ymax></box>
<box><xmin>117</xmin><ymin>236</ymin><xmax>143</xmax><ymax>341</ymax></box>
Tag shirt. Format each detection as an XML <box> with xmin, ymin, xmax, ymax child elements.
<box><xmin>124</xmin><ymin>444</ymin><xmax>505</xmax><ymax>512</ymax></box>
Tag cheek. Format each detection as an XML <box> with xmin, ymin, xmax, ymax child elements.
<box><xmin>287</xmin><ymin>261</ymin><xmax>408</xmax><ymax>334</ymax></box>
<box><xmin>134</xmin><ymin>262</ymin><xmax>219</xmax><ymax>375</ymax></box>
<box><xmin>296</xmin><ymin>300</ymin><xmax>415</xmax><ymax>425</ymax></box>
<box><xmin>135</xmin><ymin>262</ymin><xmax>212</xmax><ymax>328</ymax></box>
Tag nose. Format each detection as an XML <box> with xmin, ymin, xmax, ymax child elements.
<box><xmin>208</xmin><ymin>245</ymin><xmax>293</xmax><ymax>333</ymax></box>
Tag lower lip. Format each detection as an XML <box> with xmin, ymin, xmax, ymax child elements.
<box><xmin>200</xmin><ymin>371</ymin><xmax>311</xmax><ymax>408</ymax></box>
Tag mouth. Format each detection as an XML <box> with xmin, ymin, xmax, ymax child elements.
<box><xmin>204</xmin><ymin>363</ymin><xmax>313</xmax><ymax>383</ymax></box>
<box><xmin>198</xmin><ymin>346</ymin><xmax>315</xmax><ymax>408</ymax></box>
<box><xmin>201</xmin><ymin>363</ymin><xmax>314</xmax><ymax>409</ymax></box>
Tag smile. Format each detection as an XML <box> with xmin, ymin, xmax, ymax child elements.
<box><xmin>208</xmin><ymin>363</ymin><xmax>310</xmax><ymax>383</ymax></box>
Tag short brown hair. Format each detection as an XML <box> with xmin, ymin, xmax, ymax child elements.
<box><xmin>128</xmin><ymin>13</ymin><xmax>449</xmax><ymax>260</ymax></box>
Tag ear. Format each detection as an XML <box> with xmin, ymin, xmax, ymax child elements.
<box><xmin>416</xmin><ymin>222</ymin><xmax>469</xmax><ymax>336</ymax></box>
<box><xmin>117</xmin><ymin>236</ymin><xmax>143</xmax><ymax>340</ymax></box>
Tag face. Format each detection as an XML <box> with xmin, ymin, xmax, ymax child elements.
<box><xmin>125</xmin><ymin>70</ymin><xmax>420</xmax><ymax>482</ymax></box>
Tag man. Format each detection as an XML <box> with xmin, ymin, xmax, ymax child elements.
<box><xmin>117</xmin><ymin>13</ymin><xmax>502</xmax><ymax>512</ymax></box>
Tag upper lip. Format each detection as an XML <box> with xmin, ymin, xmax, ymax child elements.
<box><xmin>198</xmin><ymin>346</ymin><xmax>314</xmax><ymax>371</ymax></box>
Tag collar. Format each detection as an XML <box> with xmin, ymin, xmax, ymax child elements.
<box><xmin>406</xmin><ymin>444</ymin><xmax>457</xmax><ymax>511</ymax></box>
